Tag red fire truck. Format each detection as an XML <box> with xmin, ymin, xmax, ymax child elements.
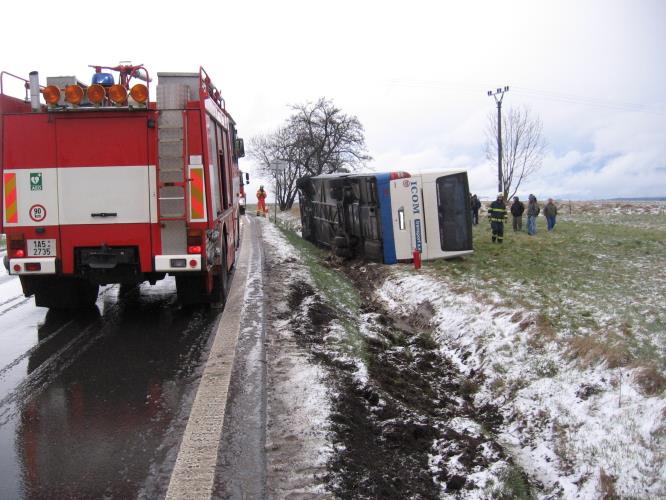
<box><xmin>1</xmin><ymin>64</ymin><xmax>245</xmax><ymax>307</ymax></box>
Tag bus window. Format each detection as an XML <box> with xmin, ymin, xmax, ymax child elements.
<box><xmin>436</xmin><ymin>173</ymin><xmax>472</xmax><ymax>251</ymax></box>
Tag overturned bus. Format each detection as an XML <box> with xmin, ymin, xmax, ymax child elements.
<box><xmin>297</xmin><ymin>170</ymin><xmax>473</xmax><ymax>264</ymax></box>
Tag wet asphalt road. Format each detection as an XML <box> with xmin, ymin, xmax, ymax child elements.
<box><xmin>0</xmin><ymin>269</ymin><xmax>222</xmax><ymax>499</ymax></box>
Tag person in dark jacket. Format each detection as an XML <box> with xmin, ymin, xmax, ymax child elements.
<box><xmin>544</xmin><ymin>198</ymin><xmax>558</xmax><ymax>231</ymax></box>
<box><xmin>470</xmin><ymin>194</ymin><xmax>481</xmax><ymax>225</ymax></box>
<box><xmin>510</xmin><ymin>196</ymin><xmax>525</xmax><ymax>232</ymax></box>
<box><xmin>527</xmin><ymin>194</ymin><xmax>540</xmax><ymax>235</ymax></box>
<box><xmin>488</xmin><ymin>193</ymin><xmax>507</xmax><ymax>243</ymax></box>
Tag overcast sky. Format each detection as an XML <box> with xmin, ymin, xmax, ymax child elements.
<box><xmin>2</xmin><ymin>0</ymin><xmax>664</xmax><ymax>200</ymax></box>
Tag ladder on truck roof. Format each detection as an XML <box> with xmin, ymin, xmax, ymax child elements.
<box><xmin>156</xmin><ymin>74</ymin><xmax>200</xmax><ymax>255</ymax></box>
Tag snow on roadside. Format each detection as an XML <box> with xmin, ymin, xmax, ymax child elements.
<box><xmin>260</xmin><ymin>220</ymin><xmax>333</xmax><ymax>497</ymax></box>
<box><xmin>378</xmin><ymin>271</ymin><xmax>666</xmax><ymax>498</ymax></box>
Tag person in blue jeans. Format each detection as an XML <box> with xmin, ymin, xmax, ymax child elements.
<box><xmin>543</xmin><ymin>198</ymin><xmax>558</xmax><ymax>231</ymax></box>
<box><xmin>527</xmin><ymin>194</ymin><xmax>540</xmax><ymax>235</ymax></box>
<box><xmin>470</xmin><ymin>194</ymin><xmax>481</xmax><ymax>225</ymax></box>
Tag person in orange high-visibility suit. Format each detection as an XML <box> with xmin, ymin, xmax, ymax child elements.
<box><xmin>256</xmin><ymin>185</ymin><xmax>267</xmax><ymax>217</ymax></box>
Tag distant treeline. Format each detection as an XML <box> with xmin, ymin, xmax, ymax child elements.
<box><xmin>605</xmin><ymin>197</ymin><xmax>666</xmax><ymax>201</ymax></box>
<box><xmin>475</xmin><ymin>196</ymin><xmax>666</xmax><ymax>202</ymax></box>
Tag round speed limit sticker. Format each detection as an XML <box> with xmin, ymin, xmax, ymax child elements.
<box><xmin>29</xmin><ymin>204</ymin><xmax>47</xmax><ymax>222</ymax></box>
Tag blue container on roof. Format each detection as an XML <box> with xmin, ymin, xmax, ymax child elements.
<box><xmin>92</xmin><ymin>73</ymin><xmax>114</xmax><ymax>86</ymax></box>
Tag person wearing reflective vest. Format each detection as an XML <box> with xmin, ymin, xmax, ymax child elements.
<box><xmin>256</xmin><ymin>185</ymin><xmax>267</xmax><ymax>217</ymax></box>
<box><xmin>488</xmin><ymin>192</ymin><xmax>507</xmax><ymax>243</ymax></box>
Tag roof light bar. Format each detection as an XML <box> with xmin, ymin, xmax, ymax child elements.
<box><xmin>108</xmin><ymin>84</ymin><xmax>127</xmax><ymax>105</ymax></box>
<box><xmin>129</xmin><ymin>83</ymin><xmax>148</xmax><ymax>104</ymax></box>
<box><xmin>43</xmin><ymin>85</ymin><xmax>60</xmax><ymax>106</ymax></box>
<box><xmin>64</xmin><ymin>84</ymin><xmax>84</xmax><ymax>106</ymax></box>
<box><xmin>87</xmin><ymin>84</ymin><xmax>106</xmax><ymax>105</ymax></box>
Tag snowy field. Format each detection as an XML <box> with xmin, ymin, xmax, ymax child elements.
<box><xmin>378</xmin><ymin>273</ymin><xmax>664</xmax><ymax>498</ymax></box>
<box><xmin>384</xmin><ymin>201</ymin><xmax>665</xmax><ymax>498</ymax></box>
<box><xmin>271</xmin><ymin>200</ymin><xmax>665</xmax><ymax>498</ymax></box>
<box><xmin>557</xmin><ymin>200</ymin><xmax>666</xmax><ymax>232</ymax></box>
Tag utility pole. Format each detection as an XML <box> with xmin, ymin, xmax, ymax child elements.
<box><xmin>487</xmin><ymin>86</ymin><xmax>509</xmax><ymax>195</ymax></box>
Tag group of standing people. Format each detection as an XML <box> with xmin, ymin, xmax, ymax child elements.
<box><xmin>510</xmin><ymin>194</ymin><xmax>542</xmax><ymax>235</ymax></box>
<box><xmin>510</xmin><ymin>194</ymin><xmax>558</xmax><ymax>236</ymax></box>
<box><xmin>471</xmin><ymin>192</ymin><xmax>558</xmax><ymax>243</ymax></box>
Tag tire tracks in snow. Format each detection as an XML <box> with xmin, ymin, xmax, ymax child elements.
<box><xmin>0</xmin><ymin>295</ymin><xmax>31</xmax><ymax>316</ymax></box>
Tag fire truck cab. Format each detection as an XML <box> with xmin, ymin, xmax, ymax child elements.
<box><xmin>1</xmin><ymin>64</ymin><xmax>245</xmax><ymax>308</ymax></box>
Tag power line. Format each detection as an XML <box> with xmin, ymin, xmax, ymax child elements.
<box><xmin>385</xmin><ymin>79</ymin><xmax>666</xmax><ymax>115</ymax></box>
<box><xmin>511</xmin><ymin>85</ymin><xmax>665</xmax><ymax>115</ymax></box>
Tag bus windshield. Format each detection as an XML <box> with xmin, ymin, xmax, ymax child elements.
<box><xmin>436</xmin><ymin>173</ymin><xmax>472</xmax><ymax>252</ymax></box>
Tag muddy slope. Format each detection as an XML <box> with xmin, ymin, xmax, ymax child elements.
<box><xmin>285</xmin><ymin>259</ymin><xmax>520</xmax><ymax>498</ymax></box>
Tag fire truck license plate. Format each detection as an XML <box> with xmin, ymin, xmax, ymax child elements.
<box><xmin>27</xmin><ymin>239</ymin><xmax>56</xmax><ymax>257</ymax></box>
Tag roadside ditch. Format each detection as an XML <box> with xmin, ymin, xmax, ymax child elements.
<box><xmin>284</xmin><ymin>256</ymin><xmax>529</xmax><ymax>498</ymax></box>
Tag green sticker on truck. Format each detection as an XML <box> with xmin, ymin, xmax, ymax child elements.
<box><xmin>30</xmin><ymin>172</ymin><xmax>42</xmax><ymax>191</ymax></box>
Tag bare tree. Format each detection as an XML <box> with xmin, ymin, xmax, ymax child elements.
<box><xmin>484</xmin><ymin>105</ymin><xmax>547</xmax><ymax>199</ymax></box>
<box><xmin>249</xmin><ymin>128</ymin><xmax>304</xmax><ymax>210</ymax></box>
<box><xmin>287</xmin><ymin>98</ymin><xmax>371</xmax><ymax>176</ymax></box>
<box><xmin>250</xmin><ymin>98</ymin><xmax>371</xmax><ymax>210</ymax></box>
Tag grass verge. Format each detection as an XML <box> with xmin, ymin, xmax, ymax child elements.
<box><xmin>428</xmin><ymin>217</ymin><xmax>666</xmax><ymax>388</ymax></box>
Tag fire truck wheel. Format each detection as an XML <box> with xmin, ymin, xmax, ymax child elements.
<box><xmin>78</xmin><ymin>281</ymin><xmax>100</xmax><ymax>308</ymax></box>
<box><xmin>118</xmin><ymin>283</ymin><xmax>138</xmax><ymax>297</ymax></box>
<box><xmin>220</xmin><ymin>243</ymin><xmax>230</xmax><ymax>301</ymax></box>
<box><xmin>210</xmin><ymin>243</ymin><xmax>229</xmax><ymax>304</ymax></box>
<box><xmin>28</xmin><ymin>277</ymin><xmax>99</xmax><ymax>309</ymax></box>
<box><xmin>175</xmin><ymin>275</ymin><xmax>203</xmax><ymax>306</ymax></box>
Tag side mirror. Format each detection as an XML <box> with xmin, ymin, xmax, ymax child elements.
<box><xmin>245</xmin><ymin>172</ymin><xmax>250</xmax><ymax>182</ymax></box>
<box><xmin>235</xmin><ymin>138</ymin><xmax>245</xmax><ymax>158</ymax></box>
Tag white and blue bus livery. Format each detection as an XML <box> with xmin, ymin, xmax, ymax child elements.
<box><xmin>297</xmin><ymin>170</ymin><xmax>473</xmax><ymax>264</ymax></box>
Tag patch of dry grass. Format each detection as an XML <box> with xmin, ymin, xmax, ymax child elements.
<box><xmin>633</xmin><ymin>366</ymin><xmax>666</xmax><ymax>396</ymax></box>
<box><xmin>566</xmin><ymin>334</ymin><xmax>632</xmax><ymax>369</ymax></box>
<box><xmin>525</xmin><ymin>313</ymin><xmax>557</xmax><ymax>350</ymax></box>
<box><xmin>598</xmin><ymin>468</ymin><xmax>619</xmax><ymax>499</ymax></box>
